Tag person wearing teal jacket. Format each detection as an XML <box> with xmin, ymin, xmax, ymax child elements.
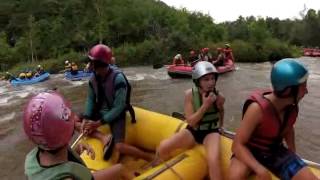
<box><xmin>81</xmin><ymin>44</ymin><xmax>153</xmax><ymax>161</ymax></box>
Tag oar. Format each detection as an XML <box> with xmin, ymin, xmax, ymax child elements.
<box><xmin>171</xmin><ymin>111</ymin><xmax>320</xmax><ymax>169</ymax></box>
<box><xmin>71</xmin><ymin>132</ymin><xmax>84</xmax><ymax>149</ymax></box>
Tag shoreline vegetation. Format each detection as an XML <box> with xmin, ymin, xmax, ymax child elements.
<box><xmin>1</xmin><ymin>0</ymin><xmax>319</xmax><ymax>75</ymax></box>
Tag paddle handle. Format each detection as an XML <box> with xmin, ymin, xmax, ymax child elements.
<box><xmin>71</xmin><ymin>133</ymin><xmax>84</xmax><ymax>149</ymax></box>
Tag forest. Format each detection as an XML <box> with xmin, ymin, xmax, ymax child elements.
<box><xmin>0</xmin><ymin>0</ymin><xmax>320</xmax><ymax>73</ymax></box>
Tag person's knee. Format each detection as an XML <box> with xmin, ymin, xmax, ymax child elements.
<box><xmin>228</xmin><ymin>169</ymin><xmax>247</xmax><ymax>180</ymax></box>
<box><xmin>228</xmin><ymin>160</ymin><xmax>249</xmax><ymax>180</ymax></box>
<box><xmin>115</xmin><ymin>142</ymin><xmax>125</xmax><ymax>151</ymax></box>
<box><xmin>157</xmin><ymin>140</ymin><xmax>171</xmax><ymax>159</ymax></box>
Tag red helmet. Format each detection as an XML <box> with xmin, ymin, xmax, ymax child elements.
<box><xmin>202</xmin><ymin>48</ymin><xmax>209</xmax><ymax>53</ymax></box>
<box><xmin>88</xmin><ymin>44</ymin><xmax>112</xmax><ymax>65</ymax></box>
<box><xmin>23</xmin><ymin>92</ymin><xmax>74</xmax><ymax>150</ymax></box>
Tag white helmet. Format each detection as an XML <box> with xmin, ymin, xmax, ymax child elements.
<box><xmin>37</xmin><ymin>64</ymin><xmax>41</xmax><ymax>68</ymax></box>
<box><xmin>174</xmin><ymin>54</ymin><xmax>182</xmax><ymax>60</ymax></box>
<box><xmin>65</xmin><ymin>60</ymin><xmax>69</xmax><ymax>64</ymax></box>
<box><xmin>192</xmin><ymin>61</ymin><xmax>218</xmax><ymax>80</ymax></box>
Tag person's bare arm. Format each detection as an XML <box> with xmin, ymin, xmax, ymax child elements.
<box><xmin>284</xmin><ymin>127</ymin><xmax>296</xmax><ymax>152</ymax></box>
<box><xmin>232</xmin><ymin>102</ymin><xmax>271</xmax><ymax>179</ymax></box>
<box><xmin>216</xmin><ymin>93</ymin><xmax>225</xmax><ymax>128</ymax></box>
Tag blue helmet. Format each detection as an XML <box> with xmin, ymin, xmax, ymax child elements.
<box><xmin>271</xmin><ymin>58</ymin><xmax>309</xmax><ymax>92</ymax></box>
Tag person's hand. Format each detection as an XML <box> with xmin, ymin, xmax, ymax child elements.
<box><xmin>76</xmin><ymin>143</ymin><xmax>95</xmax><ymax>160</ymax></box>
<box><xmin>256</xmin><ymin>166</ymin><xmax>272</xmax><ymax>180</ymax></box>
<box><xmin>202</xmin><ymin>92</ymin><xmax>216</xmax><ymax>110</ymax></box>
<box><xmin>81</xmin><ymin>119</ymin><xmax>101</xmax><ymax>135</ymax></box>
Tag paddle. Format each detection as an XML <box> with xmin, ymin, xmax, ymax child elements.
<box><xmin>71</xmin><ymin>132</ymin><xmax>85</xmax><ymax>149</ymax></box>
<box><xmin>171</xmin><ymin>111</ymin><xmax>320</xmax><ymax>168</ymax></box>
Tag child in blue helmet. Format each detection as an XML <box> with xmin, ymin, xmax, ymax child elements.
<box><xmin>229</xmin><ymin>59</ymin><xmax>318</xmax><ymax>180</ymax></box>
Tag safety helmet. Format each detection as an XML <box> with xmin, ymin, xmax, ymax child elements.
<box><xmin>23</xmin><ymin>92</ymin><xmax>74</xmax><ymax>150</ymax></box>
<box><xmin>202</xmin><ymin>48</ymin><xmax>209</xmax><ymax>53</ymax></box>
<box><xmin>37</xmin><ymin>65</ymin><xmax>41</xmax><ymax>68</ymax></box>
<box><xmin>88</xmin><ymin>44</ymin><xmax>112</xmax><ymax>65</ymax></box>
<box><xmin>174</xmin><ymin>54</ymin><xmax>182</xmax><ymax>60</ymax></box>
<box><xmin>192</xmin><ymin>61</ymin><xmax>218</xmax><ymax>80</ymax></box>
<box><xmin>271</xmin><ymin>58</ymin><xmax>309</xmax><ymax>92</ymax></box>
<box><xmin>225</xmin><ymin>43</ymin><xmax>230</xmax><ymax>48</ymax></box>
<box><xmin>65</xmin><ymin>60</ymin><xmax>69</xmax><ymax>64</ymax></box>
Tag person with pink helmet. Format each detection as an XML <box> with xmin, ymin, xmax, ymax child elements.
<box><xmin>81</xmin><ymin>44</ymin><xmax>153</xmax><ymax>161</ymax></box>
<box><xmin>23</xmin><ymin>92</ymin><xmax>134</xmax><ymax>180</ymax></box>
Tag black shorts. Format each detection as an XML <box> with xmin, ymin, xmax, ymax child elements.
<box><xmin>186</xmin><ymin>125</ymin><xmax>219</xmax><ymax>144</ymax></box>
<box><xmin>250</xmin><ymin>146</ymin><xmax>306</xmax><ymax>180</ymax></box>
<box><xmin>109</xmin><ymin>114</ymin><xmax>126</xmax><ymax>144</ymax></box>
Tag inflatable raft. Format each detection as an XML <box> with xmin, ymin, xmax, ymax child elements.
<box><xmin>80</xmin><ymin>107</ymin><xmax>320</xmax><ymax>180</ymax></box>
<box><xmin>167</xmin><ymin>59</ymin><xmax>235</xmax><ymax>78</ymax></box>
<box><xmin>10</xmin><ymin>72</ymin><xmax>50</xmax><ymax>86</ymax></box>
<box><xmin>64</xmin><ymin>70</ymin><xmax>93</xmax><ymax>81</ymax></box>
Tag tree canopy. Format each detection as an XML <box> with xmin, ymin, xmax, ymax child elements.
<box><xmin>0</xmin><ymin>0</ymin><xmax>320</xmax><ymax>72</ymax></box>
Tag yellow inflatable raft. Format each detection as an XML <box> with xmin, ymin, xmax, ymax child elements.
<box><xmin>80</xmin><ymin>107</ymin><xmax>320</xmax><ymax>179</ymax></box>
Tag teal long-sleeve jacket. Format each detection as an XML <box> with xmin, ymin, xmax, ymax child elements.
<box><xmin>83</xmin><ymin>73</ymin><xmax>127</xmax><ymax>124</ymax></box>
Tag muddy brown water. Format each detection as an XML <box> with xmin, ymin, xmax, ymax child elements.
<box><xmin>0</xmin><ymin>57</ymin><xmax>319</xmax><ymax>179</ymax></box>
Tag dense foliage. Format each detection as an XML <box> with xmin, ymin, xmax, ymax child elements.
<box><xmin>0</xmin><ymin>0</ymin><xmax>319</xmax><ymax>73</ymax></box>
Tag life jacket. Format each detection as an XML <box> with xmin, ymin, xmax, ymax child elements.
<box><xmin>192</xmin><ymin>86</ymin><xmax>220</xmax><ymax>131</ymax></box>
<box><xmin>224</xmin><ymin>49</ymin><xmax>234</xmax><ymax>61</ymax></box>
<box><xmin>19</xmin><ymin>73</ymin><xmax>26</xmax><ymax>79</ymax></box>
<box><xmin>25</xmin><ymin>147</ymin><xmax>92</xmax><ymax>180</ymax></box>
<box><xmin>243</xmin><ymin>89</ymin><xmax>298</xmax><ymax>153</ymax></box>
<box><xmin>89</xmin><ymin>66</ymin><xmax>136</xmax><ymax>123</ymax></box>
<box><xmin>26</xmin><ymin>72</ymin><xmax>33</xmax><ymax>78</ymax></box>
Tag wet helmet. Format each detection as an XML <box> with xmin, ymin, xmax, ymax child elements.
<box><xmin>88</xmin><ymin>44</ymin><xmax>112</xmax><ymax>65</ymax></box>
<box><xmin>174</xmin><ymin>54</ymin><xmax>182</xmax><ymax>60</ymax></box>
<box><xmin>23</xmin><ymin>92</ymin><xmax>74</xmax><ymax>150</ymax></box>
<box><xmin>271</xmin><ymin>58</ymin><xmax>309</xmax><ymax>92</ymax></box>
<box><xmin>192</xmin><ymin>61</ymin><xmax>218</xmax><ymax>80</ymax></box>
<box><xmin>202</xmin><ymin>48</ymin><xmax>209</xmax><ymax>53</ymax></box>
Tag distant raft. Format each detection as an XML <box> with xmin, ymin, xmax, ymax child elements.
<box><xmin>167</xmin><ymin>59</ymin><xmax>235</xmax><ymax>78</ymax></box>
<box><xmin>64</xmin><ymin>70</ymin><xmax>93</xmax><ymax>81</ymax></box>
<box><xmin>10</xmin><ymin>72</ymin><xmax>50</xmax><ymax>86</ymax></box>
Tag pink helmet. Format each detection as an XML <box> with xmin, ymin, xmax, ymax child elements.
<box><xmin>88</xmin><ymin>44</ymin><xmax>113</xmax><ymax>65</ymax></box>
<box><xmin>23</xmin><ymin>92</ymin><xmax>74</xmax><ymax>150</ymax></box>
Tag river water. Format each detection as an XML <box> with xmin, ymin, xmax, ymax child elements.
<box><xmin>0</xmin><ymin>57</ymin><xmax>319</xmax><ymax>179</ymax></box>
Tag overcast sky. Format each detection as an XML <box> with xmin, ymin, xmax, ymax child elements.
<box><xmin>160</xmin><ymin>0</ymin><xmax>320</xmax><ymax>23</ymax></box>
